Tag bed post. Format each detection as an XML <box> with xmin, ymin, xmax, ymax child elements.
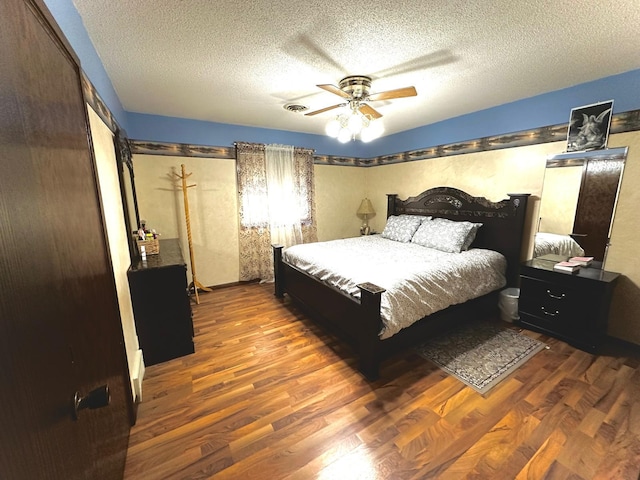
<box><xmin>387</xmin><ymin>194</ymin><xmax>398</xmax><ymax>218</ymax></box>
<box><xmin>273</xmin><ymin>244</ymin><xmax>284</xmax><ymax>298</ymax></box>
<box><xmin>357</xmin><ymin>282</ymin><xmax>386</xmax><ymax>381</ymax></box>
<box><xmin>506</xmin><ymin>193</ymin><xmax>531</xmax><ymax>286</ymax></box>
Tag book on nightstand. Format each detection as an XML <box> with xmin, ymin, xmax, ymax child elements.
<box><xmin>554</xmin><ymin>261</ymin><xmax>581</xmax><ymax>273</ymax></box>
<box><xmin>569</xmin><ymin>256</ymin><xmax>594</xmax><ymax>266</ymax></box>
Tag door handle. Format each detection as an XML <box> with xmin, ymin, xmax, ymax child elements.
<box><xmin>73</xmin><ymin>385</ymin><xmax>110</xmax><ymax>420</ymax></box>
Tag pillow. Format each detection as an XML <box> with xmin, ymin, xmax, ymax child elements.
<box><xmin>381</xmin><ymin>215</ymin><xmax>423</xmax><ymax>242</ymax></box>
<box><xmin>400</xmin><ymin>214</ymin><xmax>432</xmax><ymax>224</ymax></box>
<box><xmin>411</xmin><ymin>217</ymin><xmax>482</xmax><ymax>253</ymax></box>
<box><xmin>461</xmin><ymin>222</ymin><xmax>482</xmax><ymax>250</ymax></box>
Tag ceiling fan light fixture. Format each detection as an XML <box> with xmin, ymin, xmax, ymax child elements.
<box><xmin>326</xmin><ymin>106</ymin><xmax>383</xmax><ymax>143</ymax></box>
<box><xmin>360</xmin><ymin>119</ymin><xmax>384</xmax><ymax>143</ymax></box>
<box><xmin>347</xmin><ymin>112</ymin><xmax>363</xmax><ymax>134</ymax></box>
<box><xmin>337</xmin><ymin>127</ymin><xmax>352</xmax><ymax>143</ymax></box>
<box><xmin>306</xmin><ymin>74</ymin><xmax>416</xmax><ymax>142</ymax></box>
<box><xmin>360</xmin><ymin>129</ymin><xmax>374</xmax><ymax>143</ymax></box>
<box><xmin>325</xmin><ymin>118</ymin><xmax>341</xmax><ymax>137</ymax></box>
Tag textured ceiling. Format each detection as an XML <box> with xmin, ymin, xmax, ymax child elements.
<box><xmin>72</xmin><ymin>0</ymin><xmax>640</xmax><ymax>138</ymax></box>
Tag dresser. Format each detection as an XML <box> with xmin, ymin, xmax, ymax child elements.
<box><xmin>518</xmin><ymin>257</ymin><xmax>619</xmax><ymax>352</ymax></box>
<box><xmin>128</xmin><ymin>238</ymin><xmax>194</xmax><ymax>365</ymax></box>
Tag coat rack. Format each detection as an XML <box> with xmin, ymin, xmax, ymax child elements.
<box><xmin>175</xmin><ymin>164</ymin><xmax>212</xmax><ymax>304</ymax></box>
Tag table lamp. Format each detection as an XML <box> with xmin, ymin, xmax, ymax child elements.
<box><xmin>357</xmin><ymin>198</ymin><xmax>376</xmax><ymax>235</ymax></box>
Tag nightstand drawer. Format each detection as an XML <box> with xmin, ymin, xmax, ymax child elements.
<box><xmin>520</xmin><ymin>276</ymin><xmax>591</xmax><ymax>314</ymax></box>
<box><xmin>518</xmin><ymin>306</ymin><xmax>576</xmax><ymax>335</ymax></box>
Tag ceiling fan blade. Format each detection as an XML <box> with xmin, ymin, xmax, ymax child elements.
<box><xmin>359</xmin><ymin>104</ymin><xmax>383</xmax><ymax>119</ymax></box>
<box><xmin>367</xmin><ymin>86</ymin><xmax>417</xmax><ymax>102</ymax></box>
<box><xmin>317</xmin><ymin>84</ymin><xmax>351</xmax><ymax>99</ymax></box>
<box><xmin>304</xmin><ymin>103</ymin><xmax>344</xmax><ymax>116</ymax></box>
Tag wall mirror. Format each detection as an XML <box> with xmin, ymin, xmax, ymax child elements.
<box><xmin>114</xmin><ymin>129</ymin><xmax>141</xmax><ymax>263</ymax></box>
<box><xmin>534</xmin><ymin>146</ymin><xmax>627</xmax><ymax>267</ymax></box>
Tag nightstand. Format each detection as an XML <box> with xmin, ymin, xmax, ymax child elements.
<box><xmin>518</xmin><ymin>257</ymin><xmax>620</xmax><ymax>352</ymax></box>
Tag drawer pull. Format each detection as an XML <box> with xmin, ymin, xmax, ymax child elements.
<box><xmin>546</xmin><ymin>289</ymin><xmax>566</xmax><ymax>300</ymax></box>
<box><xmin>541</xmin><ymin>306</ymin><xmax>559</xmax><ymax>317</ymax></box>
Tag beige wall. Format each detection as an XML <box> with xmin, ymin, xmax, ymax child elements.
<box><xmin>133</xmin><ymin>157</ymin><xmax>366</xmax><ymax>285</ymax></box>
<box><xmin>133</xmin><ymin>155</ymin><xmax>240</xmax><ymax>287</ymax></box>
<box><xmin>315</xmin><ymin>165</ymin><xmax>367</xmax><ymax>241</ymax></box>
<box><xmin>602</xmin><ymin>131</ymin><xmax>640</xmax><ymax>343</ymax></box>
<box><xmin>88</xmin><ymin>107</ymin><xmax>140</xmax><ymax>399</ymax></box>
<box><xmin>365</xmin><ymin>142</ymin><xmax>562</xmax><ymax>258</ymax></box>
<box><xmin>132</xmin><ymin>131</ymin><xmax>640</xmax><ymax>345</ymax></box>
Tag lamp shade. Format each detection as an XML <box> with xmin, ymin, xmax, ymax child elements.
<box><xmin>357</xmin><ymin>198</ymin><xmax>375</xmax><ymax>216</ymax></box>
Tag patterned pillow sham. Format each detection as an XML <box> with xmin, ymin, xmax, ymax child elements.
<box><xmin>399</xmin><ymin>214</ymin><xmax>432</xmax><ymax>224</ymax></box>
<box><xmin>381</xmin><ymin>215</ymin><xmax>423</xmax><ymax>242</ymax></box>
<box><xmin>461</xmin><ymin>222</ymin><xmax>482</xmax><ymax>250</ymax></box>
<box><xmin>411</xmin><ymin>217</ymin><xmax>482</xmax><ymax>253</ymax></box>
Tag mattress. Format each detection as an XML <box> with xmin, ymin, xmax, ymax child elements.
<box><xmin>283</xmin><ymin>235</ymin><xmax>507</xmax><ymax>339</ymax></box>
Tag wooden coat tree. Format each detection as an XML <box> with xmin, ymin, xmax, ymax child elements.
<box><xmin>175</xmin><ymin>164</ymin><xmax>212</xmax><ymax>304</ymax></box>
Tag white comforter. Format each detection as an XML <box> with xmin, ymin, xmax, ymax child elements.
<box><xmin>533</xmin><ymin>232</ymin><xmax>585</xmax><ymax>257</ymax></box>
<box><xmin>283</xmin><ymin>235</ymin><xmax>506</xmax><ymax>339</ymax></box>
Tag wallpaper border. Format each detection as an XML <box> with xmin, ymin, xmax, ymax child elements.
<box><xmin>82</xmin><ymin>71</ymin><xmax>640</xmax><ymax>168</ymax></box>
<box><xmin>81</xmin><ymin>73</ymin><xmax>120</xmax><ymax>134</ymax></box>
<box><xmin>129</xmin><ymin>110</ymin><xmax>640</xmax><ymax>167</ymax></box>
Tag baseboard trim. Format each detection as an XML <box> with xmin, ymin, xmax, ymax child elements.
<box><xmin>200</xmin><ymin>279</ymin><xmax>261</xmax><ymax>291</ymax></box>
<box><xmin>132</xmin><ymin>349</ymin><xmax>145</xmax><ymax>402</ymax></box>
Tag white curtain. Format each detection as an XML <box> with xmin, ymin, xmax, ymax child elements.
<box><xmin>265</xmin><ymin>144</ymin><xmax>303</xmax><ymax>248</ymax></box>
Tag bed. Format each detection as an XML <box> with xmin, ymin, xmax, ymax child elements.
<box><xmin>533</xmin><ymin>232</ymin><xmax>585</xmax><ymax>258</ymax></box>
<box><xmin>273</xmin><ymin>187</ymin><xmax>530</xmax><ymax>380</ymax></box>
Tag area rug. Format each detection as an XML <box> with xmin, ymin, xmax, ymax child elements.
<box><xmin>415</xmin><ymin>321</ymin><xmax>546</xmax><ymax>395</ymax></box>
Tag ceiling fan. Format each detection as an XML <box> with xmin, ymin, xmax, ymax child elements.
<box><xmin>304</xmin><ymin>75</ymin><xmax>417</xmax><ymax>119</ymax></box>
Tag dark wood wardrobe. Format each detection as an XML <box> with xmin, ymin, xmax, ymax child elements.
<box><xmin>0</xmin><ymin>0</ymin><xmax>132</xmax><ymax>478</ymax></box>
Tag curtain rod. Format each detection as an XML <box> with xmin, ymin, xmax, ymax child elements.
<box><xmin>234</xmin><ymin>141</ymin><xmax>315</xmax><ymax>155</ymax></box>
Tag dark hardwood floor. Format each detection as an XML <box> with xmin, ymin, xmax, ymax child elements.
<box><xmin>124</xmin><ymin>283</ymin><xmax>640</xmax><ymax>479</ymax></box>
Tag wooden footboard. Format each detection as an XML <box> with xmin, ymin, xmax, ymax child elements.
<box><xmin>274</xmin><ymin>244</ymin><xmax>385</xmax><ymax>379</ymax></box>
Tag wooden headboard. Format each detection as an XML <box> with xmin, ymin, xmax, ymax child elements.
<box><xmin>387</xmin><ymin>187</ymin><xmax>530</xmax><ymax>286</ymax></box>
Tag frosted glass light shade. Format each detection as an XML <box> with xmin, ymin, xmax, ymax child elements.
<box><xmin>337</xmin><ymin>128</ymin><xmax>351</xmax><ymax>143</ymax></box>
<box><xmin>361</xmin><ymin>120</ymin><xmax>384</xmax><ymax>142</ymax></box>
<box><xmin>325</xmin><ymin>108</ymin><xmax>384</xmax><ymax>143</ymax></box>
<box><xmin>325</xmin><ymin>118</ymin><xmax>341</xmax><ymax>137</ymax></box>
<box><xmin>347</xmin><ymin>113</ymin><xmax>363</xmax><ymax>134</ymax></box>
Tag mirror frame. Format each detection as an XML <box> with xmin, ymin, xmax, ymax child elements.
<box><xmin>536</xmin><ymin>146</ymin><xmax>627</xmax><ymax>266</ymax></box>
<box><xmin>114</xmin><ymin>128</ymin><xmax>141</xmax><ymax>263</ymax></box>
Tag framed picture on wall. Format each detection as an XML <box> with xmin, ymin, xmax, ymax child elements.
<box><xmin>566</xmin><ymin>100</ymin><xmax>613</xmax><ymax>152</ymax></box>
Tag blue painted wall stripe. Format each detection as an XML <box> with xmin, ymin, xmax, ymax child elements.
<box><xmin>44</xmin><ymin>0</ymin><xmax>640</xmax><ymax>158</ymax></box>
